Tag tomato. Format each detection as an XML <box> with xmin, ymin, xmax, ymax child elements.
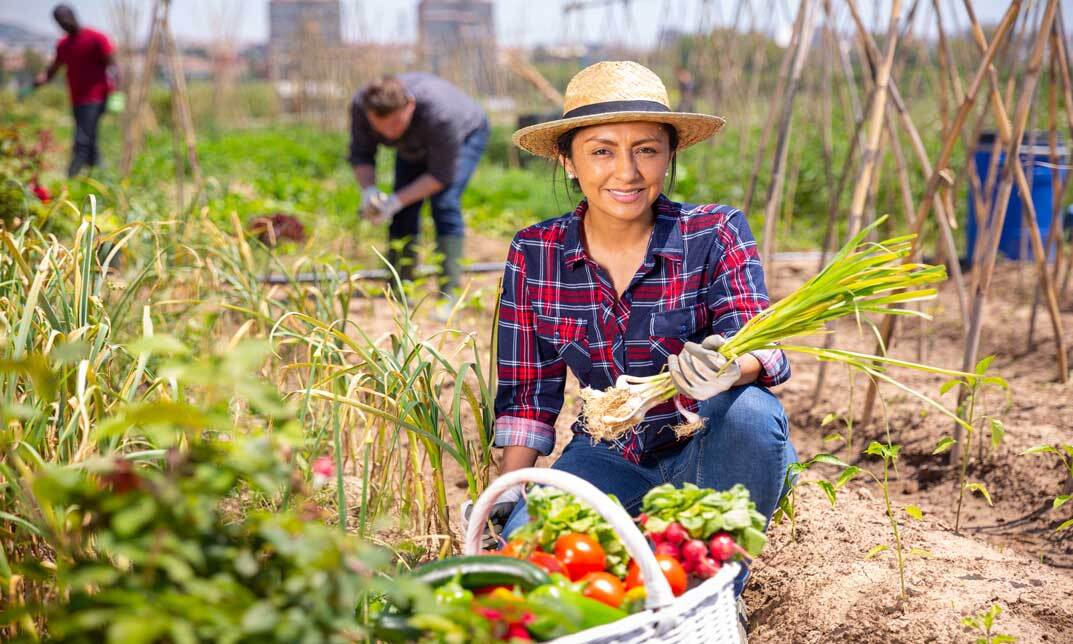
<box><xmin>580</xmin><ymin>571</ymin><xmax>626</xmax><ymax>608</ymax></box>
<box><xmin>655</xmin><ymin>554</ymin><xmax>688</xmax><ymax>596</ymax></box>
<box><xmin>624</xmin><ymin>560</ymin><xmax>642</xmax><ymax>590</ymax></box>
<box><xmin>528</xmin><ymin>551</ymin><xmax>566</xmax><ymax>575</ymax></box>
<box><xmin>500</xmin><ymin>539</ymin><xmax>528</xmax><ymax>558</ymax></box>
<box><xmin>553</xmin><ymin>533</ymin><xmax>607</xmax><ymax>581</ymax></box>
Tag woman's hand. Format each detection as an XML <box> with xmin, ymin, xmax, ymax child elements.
<box><xmin>667</xmin><ymin>335</ymin><xmax>761</xmax><ymax>400</ymax></box>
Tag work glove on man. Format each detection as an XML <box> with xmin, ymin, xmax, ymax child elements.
<box><xmin>461</xmin><ymin>484</ymin><xmax>524</xmax><ymax>549</ymax></box>
<box><xmin>666</xmin><ymin>334</ymin><xmax>741</xmax><ymax>401</ymax></box>
<box><xmin>360</xmin><ymin>187</ymin><xmax>402</xmax><ymax>224</ymax></box>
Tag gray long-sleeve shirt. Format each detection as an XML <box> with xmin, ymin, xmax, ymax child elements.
<box><xmin>348</xmin><ymin>72</ymin><xmax>486</xmax><ymax>185</ymax></box>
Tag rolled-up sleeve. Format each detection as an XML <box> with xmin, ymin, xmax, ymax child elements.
<box><xmin>706</xmin><ymin>210</ymin><xmax>791</xmax><ymax>387</ymax></box>
<box><xmin>347</xmin><ymin>97</ymin><xmax>376</xmax><ymax>167</ymax></box>
<box><xmin>493</xmin><ymin>237</ymin><xmax>564</xmax><ymax>455</ymax></box>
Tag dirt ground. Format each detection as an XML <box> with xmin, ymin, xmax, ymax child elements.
<box><xmin>348</xmin><ymin>233</ymin><xmax>1073</xmax><ymax>641</ymax></box>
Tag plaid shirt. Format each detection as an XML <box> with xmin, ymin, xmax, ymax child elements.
<box><xmin>494</xmin><ymin>195</ymin><xmax>790</xmax><ymax>462</ymax></box>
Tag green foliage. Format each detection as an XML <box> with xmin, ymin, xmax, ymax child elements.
<box><xmin>936</xmin><ymin>356</ymin><xmax>1010</xmax><ymax>532</ymax></box>
<box><xmin>512</xmin><ymin>486</ymin><xmax>630</xmax><ymax>578</ymax></box>
<box><xmin>15</xmin><ymin>433</ymin><xmax>384</xmax><ymax>644</ymax></box>
<box><xmin>961</xmin><ymin>604</ymin><xmax>1017</xmax><ymax>644</ymax></box>
<box><xmin>640</xmin><ymin>483</ymin><xmax>767</xmax><ymax>557</ymax></box>
<box><xmin>1022</xmin><ymin>443</ymin><xmax>1073</xmax><ymax>532</ymax></box>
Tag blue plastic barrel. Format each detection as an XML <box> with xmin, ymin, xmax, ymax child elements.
<box><xmin>966</xmin><ymin>131</ymin><xmax>1068</xmax><ymax>263</ymax></box>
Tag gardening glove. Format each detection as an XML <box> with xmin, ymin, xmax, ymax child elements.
<box><xmin>667</xmin><ymin>334</ymin><xmax>741</xmax><ymax>401</ymax></box>
<box><xmin>369</xmin><ymin>191</ymin><xmax>403</xmax><ymax>221</ymax></box>
<box><xmin>461</xmin><ymin>484</ymin><xmax>524</xmax><ymax>548</ymax></box>
<box><xmin>359</xmin><ymin>186</ymin><xmax>389</xmax><ymax>224</ymax></box>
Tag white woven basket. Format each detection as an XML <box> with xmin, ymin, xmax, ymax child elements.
<box><xmin>463</xmin><ymin>468</ymin><xmax>742</xmax><ymax>644</ymax></box>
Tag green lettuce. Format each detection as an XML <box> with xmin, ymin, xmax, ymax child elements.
<box><xmin>512</xmin><ymin>487</ymin><xmax>630</xmax><ymax>578</ymax></box>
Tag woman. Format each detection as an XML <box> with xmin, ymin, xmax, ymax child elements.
<box><xmin>491</xmin><ymin>61</ymin><xmax>796</xmax><ymax>596</ymax></box>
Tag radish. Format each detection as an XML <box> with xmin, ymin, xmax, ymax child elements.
<box><xmin>637</xmin><ymin>513</ymin><xmax>649</xmax><ymax>526</ymax></box>
<box><xmin>664</xmin><ymin>522</ymin><xmax>688</xmax><ymax>545</ymax></box>
<box><xmin>650</xmin><ymin>530</ymin><xmax>666</xmax><ymax>544</ymax></box>
<box><xmin>708</xmin><ymin>532</ymin><xmax>737</xmax><ymax>563</ymax></box>
<box><xmin>681</xmin><ymin>557</ymin><xmax>696</xmax><ymax>574</ymax></box>
<box><xmin>680</xmin><ymin>539</ymin><xmax>707</xmax><ymax>563</ymax></box>
<box><xmin>693</xmin><ymin>556</ymin><xmax>720</xmax><ymax>579</ymax></box>
<box><xmin>655</xmin><ymin>542</ymin><xmax>679</xmax><ymax>558</ymax></box>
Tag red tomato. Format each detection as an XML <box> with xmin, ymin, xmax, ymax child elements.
<box><xmin>500</xmin><ymin>539</ymin><xmax>528</xmax><ymax>559</ymax></box>
<box><xmin>528</xmin><ymin>551</ymin><xmax>566</xmax><ymax>575</ymax></box>
<box><xmin>624</xmin><ymin>560</ymin><xmax>643</xmax><ymax>590</ymax></box>
<box><xmin>655</xmin><ymin>554</ymin><xmax>688</xmax><ymax>596</ymax></box>
<box><xmin>553</xmin><ymin>533</ymin><xmax>607</xmax><ymax>581</ymax></box>
<box><xmin>580</xmin><ymin>571</ymin><xmax>626</xmax><ymax>608</ymax></box>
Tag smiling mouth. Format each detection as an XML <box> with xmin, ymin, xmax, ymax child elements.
<box><xmin>607</xmin><ymin>188</ymin><xmax>644</xmax><ymax>196</ymax></box>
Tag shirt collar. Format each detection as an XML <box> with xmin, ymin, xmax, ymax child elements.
<box><xmin>563</xmin><ymin>195</ymin><xmax>684</xmax><ymax>270</ymax></box>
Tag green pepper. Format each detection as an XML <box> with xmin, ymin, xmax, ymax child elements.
<box><xmin>434</xmin><ymin>580</ymin><xmax>475</xmax><ymax>611</ymax></box>
<box><xmin>525</xmin><ymin>583</ymin><xmax>627</xmax><ymax>640</ymax></box>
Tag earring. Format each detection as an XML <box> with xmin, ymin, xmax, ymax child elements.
<box><xmin>567</xmin><ymin>172</ymin><xmax>576</xmax><ymax>179</ymax></box>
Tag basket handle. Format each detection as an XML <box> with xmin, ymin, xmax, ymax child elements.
<box><xmin>463</xmin><ymin>468</ymin><xmax>676</xmax><ymax>611</ymax></box>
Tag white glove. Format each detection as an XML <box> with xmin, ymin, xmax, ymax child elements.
<box><xmin>360</xmin><ymin>186</ymin><xmax>391</xmax><ymax>224</ymax></box>
<box><xmin>667</xmin><ymin>334</ymin><xmax>741</xmax><ymax>401</ymax></box>
<box><xmin>369</xmin><ymin>192</ymin><xmax>403</xmax><ymax>221</ymax></box>
<box><xmin>460</xmin><ymin>483</ymin><xmax>524</xmax><ymax>536</ymax></box>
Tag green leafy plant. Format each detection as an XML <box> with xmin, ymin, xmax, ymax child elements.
<box><xmin>932</xmin><ymin>356</ymin><xmax>1009</xmax><ymax>531</ymax></box>
<box><xmin>1022</xmin><ymin>443</ymin><xmax>1073</xmax><ymax>533</ymax></box>
<box><xmin>961</xmin><ymin>604</ymin><xmax>1016</xmax><ymax>644</ymax></box>
<box><xmin>512</xmin><ymin>486</ymin><xmax>630</xmax><ymax>579</ymax></box>
<box><xmin>640</xmin><ymin>483</ymin><xmax>768</xmax><ymax>557</ymax></box>
<box><xmin>810</xmin><ymin>442</ymin><xmax>929</xmax><ymax>602</ymax></box>
<box><xmin>773</xmin><ymin>453</ymin><xmax>855</xmax><ymax>542</ymax></box>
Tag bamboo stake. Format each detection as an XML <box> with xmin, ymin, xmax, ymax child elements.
<box><xmin>957</xmin><ymin>0</ymin><xmax>1067</xmax><ymax>384</ymax></box>
<box><xmin>857</xmin><ymin>0</ymin><xmax>1024</xmax><ymax>428</ymax></box>
<box><xmin>960</xmin><ymin>0</ymin><xmax>1065</xmax><ymax>447</ymax></box>
<box><xmin>1027</xmin><ymin>38</ymin><xmax>1063</xmax><ymax>350</ymax></box>
<box><xmin>844</xmin><ymin>0</ymin><xmax>902</xmax><ymax>239</ymax></box>
<box><xmin>162</xmin><ymin>22</ymin><xmax>202</xmax><ymax>192</ymax></box>
<box><xmin>120</xmin><ymin>0</ymin><xmax>163</xmax><ymax>175</ymax></box>
<box><xmin>844</xmin><ymin>0</ymin><xmax>968</xmax><ymax>325</ymax></box>
<box><xmin>1050</xmin><ymin>10</ymin><xmax>1073</xmax><ymax>301</ymax></box>
<box><xmin>759</xmin><ymin>0</ymin><xmax>819</xmax><ymax>266</ymax></box>
<box><xmin>742</xmin><ymin>0</ymin><xmax>808</xmax><ymax>216</ymax></box>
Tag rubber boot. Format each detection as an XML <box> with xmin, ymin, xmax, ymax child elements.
<box><xmin>436</xmin><ymin>234</ymin><xmax>465</xmax><ymax>296</ymax></box>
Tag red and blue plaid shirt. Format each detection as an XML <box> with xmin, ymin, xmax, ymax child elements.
<box><xmin>494</xmin><ymin>195</ymin><xmax>790</xmax><ymax>462</ymax></box>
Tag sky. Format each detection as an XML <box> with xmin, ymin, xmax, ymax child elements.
<box><xmin>0</xmin><ymin>0</ymin><xmax>1040</xmax><ymax>49</ymax></box>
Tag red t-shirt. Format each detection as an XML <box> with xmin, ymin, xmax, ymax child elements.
<box><xmin>55</xmin><ymin>28</ymin><xmax>115</xmax><ymax>106</ymax></box>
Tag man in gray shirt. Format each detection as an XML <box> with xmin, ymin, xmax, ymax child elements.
<box><xmin>349</xmin><ymin>73</ymin><xmax>489</xmax><ymax>300</ymax></box>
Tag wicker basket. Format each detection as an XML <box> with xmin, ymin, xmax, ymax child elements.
<box><xmin>463</xmin><ymin>468</ymin><xmax>743</xmax><ymax>643</ymax></box>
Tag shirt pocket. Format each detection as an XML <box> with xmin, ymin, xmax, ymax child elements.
<box><xmin>535</xmin><ymin>315</ymin><xmax>592</xmax><ymax>377</ymax></box>
<box><xmin>649</xmin><ymin>303</ymin><xmax>711</xmax><ymax>368</ymax></box>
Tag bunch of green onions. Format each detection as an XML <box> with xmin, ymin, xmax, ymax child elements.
<box><xmin>580</xmin><ymin>215</ymin><xmax>949</xmax><ymax>442</ymax></box>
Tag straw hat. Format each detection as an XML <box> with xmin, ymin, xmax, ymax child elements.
<box><xmin>513</xmin><ymin>60</ymin><xmax>725</xmax><ymax>159</ymax></box>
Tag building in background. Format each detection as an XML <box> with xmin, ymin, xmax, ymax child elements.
<box><xmin>417</xmin><ymin>0</ymin><xmax>496</xmax><ymax>94</ymax></box>
<box><xmin>268</xmin><ymin>0</ymin><xmax>342</xmax><ymax>81</ymax></box>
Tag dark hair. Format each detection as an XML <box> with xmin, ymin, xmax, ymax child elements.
<box><xmin>360</xmin><ymin>76</ymin><xmax>411</xmax><ymax>116</ymax></box>
<box><xmin>553</xmin><ymin>123</ymin><xmax>679</xmax><ymax>197</ymax></box>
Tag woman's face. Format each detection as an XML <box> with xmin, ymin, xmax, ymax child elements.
<box><xmin>562</xmin><ymin>121</ymin><xmax>671</xmax><ymax>226</ymax></box>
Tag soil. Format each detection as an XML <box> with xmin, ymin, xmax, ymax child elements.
<box><xmin>347</xmin><ymin>237</ymin><xmax>1073</xmax><ymax>641</ymax></box>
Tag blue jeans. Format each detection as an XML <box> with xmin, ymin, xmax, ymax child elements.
<box><xmin>390</xmin><ymin>118</ymin><xmax>490</xmax><ymax>240</ymax></box>
<box><xmin>501</xmin><ymin>384</ymin><xmax>797</xmax><ymax>595</ymax></box>
<box><xmin>69</xmin><ymin>101</ymin><xmax>106</xmax><ymax>177</ymax></box>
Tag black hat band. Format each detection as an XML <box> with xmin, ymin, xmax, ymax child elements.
<box><xmin>561</xmin><ymin>100</ymin><xmax>671</xmax><ymax>119</ymax></box>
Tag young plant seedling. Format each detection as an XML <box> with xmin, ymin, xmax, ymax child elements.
<box><xmin>932</xmin><ymin>356</ymin><xmax>1009</xmax><ymax>532</ymax></box>
<box><xmin>1021</xmin><ymin>443</ymin><xmax>1073</xmax><ymax>533</ymax></box>
<box><xmin>773</xmin><ymin>453</ymin><xmax>855</xmax><ymax>542</ymax></box>
<box><xmin>961</xmin><ymin>604</ymin><xmax>1016</xmax><ymax>644</ymax></box>
<box><xmin>815</xmin><ymin>441</ymin><xmax>929</xmax><ymax>602</ymax></box>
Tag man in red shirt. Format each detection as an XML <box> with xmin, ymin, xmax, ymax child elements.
<box><xmin>35</xmin><ymin>5</ymin><xmax>118</xmax><ymax>177</ymax></box>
